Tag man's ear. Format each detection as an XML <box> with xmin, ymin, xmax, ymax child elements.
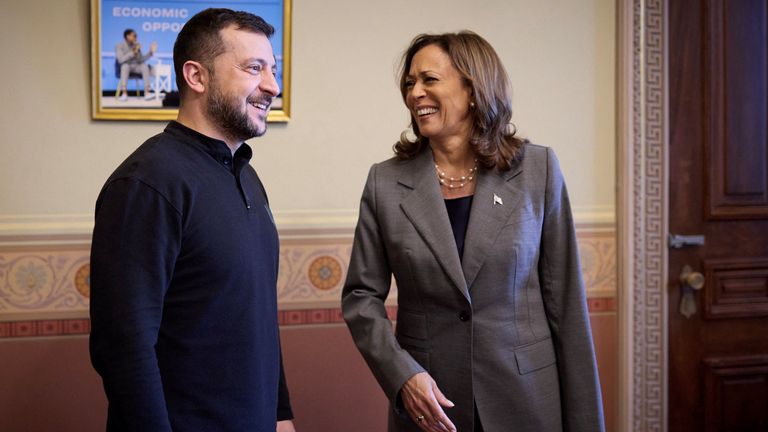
<box><xmin>182</xmin><ymin>61</ymin><xmax>208</xmax><ymax>94</ymax></box>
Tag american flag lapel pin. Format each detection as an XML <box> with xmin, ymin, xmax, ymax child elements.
<box><xmin>493</xmin><ymin>194</ymin><xmax>503</xmax><ymax>205</ymax></box>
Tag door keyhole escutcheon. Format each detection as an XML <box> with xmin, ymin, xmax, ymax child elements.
<box><xmin>679</xmin><ymin>265</ymin><xmax>705</xmax><ymax>318</ymax></box>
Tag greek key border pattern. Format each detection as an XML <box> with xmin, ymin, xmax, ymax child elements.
<box><xmin>631</xmin><ymin>0</ymin><xmax>646</xmax><ymax>424</ymax></box>
<box><xmin>633</xmin><ymin>0</ymin><xmax>667</xmax><ymax>430</ymax></box>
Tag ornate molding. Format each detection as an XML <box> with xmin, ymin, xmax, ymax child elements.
<box><xmin>578</xmin><ymin>230</ymin><xmax>618</xmax><ymax>298</ymax></box>
<box><xmin>0</xmin><ymin>226</ymin><xmax>616</xmax><ymax>322</ymax></box>
<box><xmin>618</xmin><ymin>0</ymin><xmax>668</xmax><ymax>430</ymax></box>
<box><xmin>0</xmin><ymin>205</ymin><xmax>614</xmax><ymax>239</ymax></box>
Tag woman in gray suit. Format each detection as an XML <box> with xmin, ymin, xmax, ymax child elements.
<box><xmin>341</xmin><ymin>31</ymin><xmax>604</xmax><ymax>432</ymax></box>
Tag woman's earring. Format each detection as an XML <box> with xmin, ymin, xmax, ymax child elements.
<box><xmin>469</xmin><ymin>101</ymin><xmax>476</xmax><ymax>109</ymax></box>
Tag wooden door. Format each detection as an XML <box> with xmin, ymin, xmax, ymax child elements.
<box><xmin>669</xmin><ymin>0</ymin><xmax>768</xmax><ymax>431</ymax></box>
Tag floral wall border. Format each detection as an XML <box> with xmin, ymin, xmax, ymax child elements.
<box><xmin>0</xmin><ymin>225</ymin><xmax>616</xmax><ymax>328</ymax></box>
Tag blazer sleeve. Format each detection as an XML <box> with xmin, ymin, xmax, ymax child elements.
<box><xmin>539</xmin><ymin>148</ymin><xmax>606</xmax><ymax>431</ymax></box>
<box><xmin>115</xmin><ymin>42</ymin><xmax>135</xmax><ymax>65</ymax></box>
<box><xmin>341</xmin><ymin>164</ymin><xmax>426</xmax><ymax>401</ymax></box>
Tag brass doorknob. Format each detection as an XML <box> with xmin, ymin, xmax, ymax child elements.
<box><xmin>680</xmin><ymin>265</ymin><xmax>705</xmax><ymax>290</ymax></box>
<box><xmin>679</xmin><ymin>265</ymin><xmax>705</xmax><ymax>318</ymax></box>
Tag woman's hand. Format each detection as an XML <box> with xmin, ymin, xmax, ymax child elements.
<box><xmin>400</xmin><ymin>372</ymin><xmax>456</xmax><ymax>432</ymax></box>
<box><xmin>276</xmin><ymin>420</ymin><xmax>296</xmax><ymax>432</ymax></box>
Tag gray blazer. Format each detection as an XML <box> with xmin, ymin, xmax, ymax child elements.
<box><xmin>342</xmin><ymin>144</ymin><xmax>604</xmax><ymax>432</ymax></box>
<box><xmin>115</xmin><ymin>40</ymin><xmax>152</xmax><ymax>65</ymax></box>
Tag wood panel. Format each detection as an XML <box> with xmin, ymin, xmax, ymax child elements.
<box><xmin>704</xmin><ymin>355</ymin><xmax>768</xmax><ymax>432</ymax></box>
<box><xmin>704</xmin><ymin>258</ymin><xmax>768</xmax><ymax>319</ymax></box>
<box><xmin>706</xmin><ymin>0</ymin><xmax>768</xmax><ymax>219</ymax></box>
<box><xmin>669</xmin><ymin>0</ymin><xmax>768</xmax><ymax>430</ymax></box>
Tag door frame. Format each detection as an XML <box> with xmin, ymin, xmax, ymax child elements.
<box><xmin>617</xmin><ymin>0</ymin><xmax>670</xmax><ymax>431</ymax></box>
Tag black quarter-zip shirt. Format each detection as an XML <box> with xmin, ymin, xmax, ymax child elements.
<box><xmin>90</xmin><ymin>121</ymin><xmax>292</xmax><ymax>431</ymax></box>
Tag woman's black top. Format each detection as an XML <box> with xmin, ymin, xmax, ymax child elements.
<box><xmin>444</xmin><ymin>195</ymin><xmax>473</xmax><ymax>260</ymax></box>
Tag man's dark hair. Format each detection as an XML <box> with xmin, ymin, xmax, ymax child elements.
<box><xmin>173</xmin><ymin>8</ymin><xmax>275</xmax><ymax>97</ymax></box>
<box><xmin>123</xmin><ymin>28</ymin><xmax>135</xmax><ymax>39</ymax></box>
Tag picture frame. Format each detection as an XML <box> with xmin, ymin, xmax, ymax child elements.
<box><xmin>90</xmin><ymin>0</ymin><xmax>291</xmax><ymax>121</ymax></box>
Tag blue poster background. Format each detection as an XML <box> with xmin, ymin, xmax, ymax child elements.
<box><xmin>100</xmin><ymin>0</ymin><xmax>284</xmax><ymax>94</ymax></box>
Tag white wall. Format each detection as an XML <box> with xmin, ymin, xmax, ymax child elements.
<box><xmin>0</xmin><ymin>0</ymin><xmax>615</xmax><ymax>232</ymax></box>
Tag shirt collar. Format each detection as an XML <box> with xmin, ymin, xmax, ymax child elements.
<box><xmin>164</xmin><ymin>121</ymin><xmax>253</xmax><ymax>171</ymax></box>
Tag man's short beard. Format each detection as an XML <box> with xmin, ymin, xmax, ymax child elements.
<box><xmin>206</xmin><ymin>78</ymin><xmax>266</xmax><ymax>143</ymax></box>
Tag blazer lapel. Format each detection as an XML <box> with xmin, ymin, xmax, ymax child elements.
<box><xmin>461</xmin><ymin>160</ymin><xmax>524</xmax><ymax>289</ymax></box>
<box><xmin>399</xmin><ymin>149</ymin><xmax>471</xmax><ymax>302</ymax></box>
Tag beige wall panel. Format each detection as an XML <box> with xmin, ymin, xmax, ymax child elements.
<box><xmin>0</xmin><ymin>0</ymin><xmax>615</xmax><ymax>227</ymax></box>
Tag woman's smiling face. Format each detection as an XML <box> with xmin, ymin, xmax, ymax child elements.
<box><xmin>404</xmin><ymin>44</ymin><xmax>473</xmax><ymax>143</ymax></box>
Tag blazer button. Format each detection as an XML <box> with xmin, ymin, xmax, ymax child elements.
<box><xmin>459</xmin><ymin>311</ymin><xmax>471</xmax><ymax>322</ymax></box>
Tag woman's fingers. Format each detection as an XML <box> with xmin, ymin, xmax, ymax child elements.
<box><xmin>433</xmin><ymin>383</ymin><xmax>455</xmax><ymax>408</ymax></box>
<box><xmin>426</xmin><ymin>401</ymin><xmax>456</xmax><ymax>432</ymax></box>
<box><xmin>430</xmin><ymin>382</ymin><xmax>457</xmax><ymax>431</ymax></box>
<box><xmin>401</xmin><ymin>373</ymin><xmax>457</xmax><ymax>432</ymax></box>
<box><xmin>405</xmin><ymin>391</ymin><xmax>437</xmax><ymax>431</ymax></box>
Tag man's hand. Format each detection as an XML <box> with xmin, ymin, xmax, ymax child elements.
<box><xmin>277</xmin><ymin>420</ymin><xmax>296</xmax><ymax>432</ymax></box>
<box><xmin>149</xmin><ymin>41</ymin><xmax>158</xmax><ymax>55</ymax></box>
<box><xmin>400</xmin><ymin>372</ymin><xmax>456</xmax><ymax>432</ymax></box>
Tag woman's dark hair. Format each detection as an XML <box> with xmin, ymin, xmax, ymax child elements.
<box><xmin>173</xmin><ymin>8</ymin><xmax>274</xmax><ymax>96</ymax></box>
<box><xmin>395</xmin><ymin>31</ymin><xmax>526</xmax><ymax>170</ymax></box>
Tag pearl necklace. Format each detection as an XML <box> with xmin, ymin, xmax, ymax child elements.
<box><xmin>435</xmin><ymin>159</ymin><xmax>478</xmax><ymax>189</ymax></box>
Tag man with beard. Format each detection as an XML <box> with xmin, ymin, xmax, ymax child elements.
<box><xmin>89</xmin><ymin>8</ymin><xmax>296</xmax><ymax>432</ymax></box>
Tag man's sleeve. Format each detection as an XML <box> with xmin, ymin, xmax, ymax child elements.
<box><xmin>138</xmin><ymin>49</ymin><xmax>153</xmax><ymax>64</ymax></box>
<box><xmin>276</xmin><ymin>350</ymin><xmax>294</xmax><ymax>421</ymax></box>
<box><xmin>89</xmin><ymin>178</ymin><xmax>181</xmax><ymax>431</ymax></box>
<box><xmin>115</xmin><ymin>42</ymin><xmax>134</xmax><ymax>64</ymax></box>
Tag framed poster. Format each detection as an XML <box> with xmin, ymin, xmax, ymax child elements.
<box><xmin>90</xmin><ymin>0</ymin><xmax>291</xmax><ymax>121</ymax></box>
